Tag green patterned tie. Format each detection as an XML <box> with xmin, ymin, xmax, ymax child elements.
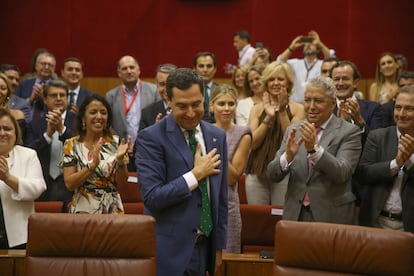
<box><xmin>187</xmin><ymin>129</ymin><xmax>213</xmax><ymax>236</ymax></box>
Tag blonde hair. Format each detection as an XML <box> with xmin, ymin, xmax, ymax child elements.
<box><xmin>210</xmin><ymin>84</ymin><xmax>238</xmax><ymax>104</ymax></box>
<box><xmin>374</xmin><ymin>52</ymin><xmax>399</xmax><ymax>96</ymax></box>
<box><xmin>0</xmin><ymin>73</ymin><xmax>12</xmax><ymax>107</ymax></box>
<box><xmin>261</xmin><ymin>61</ymin><xmax>294</xmax><ymax>95</ymax></box>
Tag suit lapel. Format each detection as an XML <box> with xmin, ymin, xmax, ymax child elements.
<box><xmin>166</xmin><ymin>116</ymin><xmax>193</xmax><ymax>168</ymax></box>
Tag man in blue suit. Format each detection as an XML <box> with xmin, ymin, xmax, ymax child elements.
<box><xmin>331</xmin><ymin>60</ymin><xmax>385</xmax><ymax>205</ymax></box>
<box><xmin>15</xmin><ymin>52</ymin><xmax>57</xmax><ymax>121</ymax></box>
<box><xmin>26</xmin><ymin>79</ymin><xmax>76</xmax><ymax>212</ymax></box>
<box><xmin>60</xmin><ymin>57</ymin><xmax>95</xmax><ymax>117</ymax></box>
<box><xmin>136</xmin><ymin>68</ymin><xmax>228</xmax><ymax>276</ymax></box>
<box><xmin>0</xmin><ymin>64</ymin><xmax>31</xmax><ymax>123</ymax></box>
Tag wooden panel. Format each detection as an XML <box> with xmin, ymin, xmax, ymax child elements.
<box><xmin>0</xmin><ymin>258</ymin><xmax>14</xmax><ymax>276</ymax></box>
<box><xmin>220</xmin><ymin>253</ymin><xmax>273</xmax><ymax>276</ymax></box>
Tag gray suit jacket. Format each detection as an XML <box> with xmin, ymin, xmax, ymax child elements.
<box><xmin>357</xmin><ymin>126</ymin><xmax>414</xmax><ymax>232</ymax></box>
<box><xmin>106</xmin><ymin>81</ymin><xmax>160</xmax><ymax>140</ymax></box>
<box><xmin>267</xmin><ymin>116</ymin><xmax>362</xmax><ymax>224</ymax></box>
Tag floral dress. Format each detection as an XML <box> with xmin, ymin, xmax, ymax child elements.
<box><xmin>59</xmin><ymin>135</ymin><xmax>126</xmax><ymax>214</ymax></box>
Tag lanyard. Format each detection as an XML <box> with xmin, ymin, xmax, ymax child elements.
<box><xmin>121</xmin><ymin>80</ymin><xmax>141</xmax><ymax>116</ymax></box>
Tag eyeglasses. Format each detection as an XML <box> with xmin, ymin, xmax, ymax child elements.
<box><xmin>38</xmin><ymin>62</ymin><xmax>56</xmax><ymax>68</ymax></box>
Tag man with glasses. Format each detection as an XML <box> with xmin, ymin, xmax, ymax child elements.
<box><xmin>267</xmin><ymin>76</ymin><xmax>361</xmax><ymax>224</ymax></box>
<box><xmin>26</xmin><ymin>79</ymin><xmax>76</xmax><ymax>212</ymax></box>
<box><xmin>16</xmin><ymin>52</ymin><xmax>57</xmax><ymax>120</ymax></box>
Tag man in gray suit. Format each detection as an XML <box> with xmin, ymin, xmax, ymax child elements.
<box><xmin>106</xmin><ymin>55</ymin><xmax>160</xmax><ymax>171</ymax></box>
<box><xmin>0</xmin><ymin>64</ymin><xmax>31</xmax><ymax>123</ymax></box>
<box><xmin>358</xmin><ymin>84</ymin><xmax>414</xmax><ymax>233</ymax></box>
<box><xmin>267</xmin><ymin>76</ymin><xmax>361</xmax><ymax>224</ymax></box>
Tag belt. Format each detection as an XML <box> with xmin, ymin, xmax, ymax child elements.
<box><xmin>380</xmin><ymin>210</ymin><xmax>402</xmax><ymax>221</ymax></box>
<box><xmin>195</xmin><ymin>234</ymin><xmax>207</xmax><ymax>244</ymax></box>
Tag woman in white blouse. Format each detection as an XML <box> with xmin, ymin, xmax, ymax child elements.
<box><xmin>0</xmin><ymin>108</ymin><xmax>46</xmax><ymax>249</ymax></box>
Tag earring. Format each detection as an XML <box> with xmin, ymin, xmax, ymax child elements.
<box><xmin>82</xmin><ymin>121</ymin><xmax>86</xmax><ymax>130</ymax></box>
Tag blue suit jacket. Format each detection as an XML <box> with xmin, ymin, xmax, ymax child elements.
<box><xmin>72</xmin><ymin>87</ymin><xmax>95</xmax><ymax>109</ymax></box>
<box><xmin>381</xmin><ymin>100</ymin><xmax>395</xmax><ymax>127</ymax></box>
<box><xmin>135</xmin><ymin>115</ymin><xmax>228</xmax><ymax>276</ymax></box>
<box><xmin>334</xmin><ymin>98</ymin><xmax>385</xmax><ymax>143</ymax></box>
<box><xmin>15</xmin><ymin>78</ymin><xmax>36</xmax><ymax>99</ymax></box>
<box><xmin>25</xmin><ymin>112</ymin><xmax>76</xmax><ymax>181</ymax></box>
<box><xmin>9</xmin><ymin>95</ymin><xmax>31</xmax><ymax>123</ymax></box>
<box><xmin>139</xmin><ymin>100</ymin><xmax>167</xmax><ymax>131</ymax></box>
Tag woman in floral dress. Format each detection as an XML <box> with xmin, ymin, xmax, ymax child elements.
<box><xmin>59</xmin><ymin>94</ymin><xmax>130</xmax><ymax>214</ymax></box>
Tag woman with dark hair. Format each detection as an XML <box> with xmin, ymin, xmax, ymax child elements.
<box><xmin>0</xmin><ymin>108</ymin><xmax>46</xmax><ymax>249</ymax></box>
<box><xmin>59</xmin><ymin>94</ymin><xmax>130</xmax><ymax>214</ymax></box>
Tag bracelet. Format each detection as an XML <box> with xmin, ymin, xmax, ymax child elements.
<box><xmin>262</xmin><ymin>117</ymin><xmax>273</xmax><ymax>126</ymax></box>
<box><xmin>288</xmin><ymin>47</ymin><xmax>294</xmax><ymax>53</ymax></box>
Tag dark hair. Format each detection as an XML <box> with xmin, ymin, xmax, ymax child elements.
<box><xmin>43</xmin><ymin>79</ymin><xmax>68</xmax><ymax>98</ymax></box>
<box><xmin>77</xmin><ymin>94</ymin><xmax>113</xmax><ymax>137</ymax></box>
<box><xmin>0</xmin><ymin>64</ymin><xmax>21</xmax><ymax>73</ymax></box>
<box><xmin>234</xmin><ymin>30</ymin><xmax>250</xmax><ymax>42</ymax></box>
<box><xmin>0</xmin><ymin>108</ymin><xmax>22</xmax><ymax>145</ymax></box>
<box><xmin>331</xmin><ymin>60</ymin><xmax>361</xmax><ymax>80</ymax></box>
<box><xmin>395</xmin><ymin>54</ymin><xmax>408</xmax><ymax>71</ymax></box>
<box><xmin>62</xmin><ymin>57</ymin><xmax>85</xmax><ymax>71</ymax></box>
<box><xmin>193</xmin><ymin>51</ymin><xmax>217</xmax><ymax>67</ymax></box>
<box><xmin>398</xmin><ymin>71</ymin><xmax>414</xmax><ymax>85</ymax></box>
<box><xmin>166</xmin><ymin>68</ymin><xmax>204</xmax><ymax>100</ymax></box>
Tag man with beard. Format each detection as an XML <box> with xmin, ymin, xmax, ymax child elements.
<box><xmin>277</xmin><ymin>30</ymin><xmax>335</xmax><ymax>104</ymax></box>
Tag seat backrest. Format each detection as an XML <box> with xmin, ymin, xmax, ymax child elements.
<box><xmin>241</xmin><ymin>204</ymin><xmax>283</xmax><ymax>253</ymax></box>
<box><xmin>25</xmin><ymin>213</ymin><xmax>156</xmax><ymax>276</ymax></box>
<box><xmin>274</xmin><ymin>220</ymin><xmax>414</xmax><ymax>276</ymax></box>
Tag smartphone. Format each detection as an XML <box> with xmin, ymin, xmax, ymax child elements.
<box><xmin>300</xmin><ymin>36</ymin><xmax>313</xmax><ymax>43</ymax></box>
<box><xmin>256</xmin><ymin>42</ymin><xmax>263</xmax><ymax>49</ymax></box>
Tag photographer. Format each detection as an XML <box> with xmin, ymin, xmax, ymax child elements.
<box><xmin>277</xmin><ymin>30</ymin><xmax>335</xmax><ymax>104</ymax></box>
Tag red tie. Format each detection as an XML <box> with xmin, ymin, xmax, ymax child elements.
<box><xmin>303</xmin><ymin>127</ymin><xmax>322</xmax><ymax>206</ymax></box>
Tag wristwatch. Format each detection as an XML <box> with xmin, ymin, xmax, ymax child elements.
<box><xmin>307</xmin><ymin>144</ymin><xmax>320</xmax><ymax>154</ymax></box>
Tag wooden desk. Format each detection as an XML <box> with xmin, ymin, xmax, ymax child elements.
<box><xmin>0</xmin><ymin>250</ymin><xmax>25</xmax><ymax>276</ymax></box>
<box><xmin>220</xmin><ymin>253</ymin><xmax>273</xmax><ymax>276</ymax></box>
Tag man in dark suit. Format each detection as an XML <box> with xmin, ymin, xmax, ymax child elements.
<box><xmin>15</xmin><ymin>52</ymin><xmax>57</xmax><ymax>121</ymax></box>
<box><xmin>0</xmin><ymin>64</ymin><xmax>31</xmax><ymax>123</ymax></box>
<box><xmin>382</xmin><ymin>71</ymin><xmax>414</xmax><ymax>127</ymax></box>
<box><xmin>139</xmin><ymin>63</ymin><xmax>176</xmax><ymax>131</ymax></box>
<box><xmin>106</xmin><ymin>55</ymin><xmax>160</xmax><ymax>171</ymax></box>
<box><xmin>194</xmin><ymin>51</ymin><xmax>219</xmax><ymax>123</ymax></box>
<box><xmin>136</xmin><ymin>68</ymin><xmax>228</xmax><ymax>276</ymax></box>
<box><xmin>267</xmin><ymin>76</ymin><xmax>361</xmax><ymax>224</ymax></box>
<box><xmin>60</xmin><ymin>57</ymin><xmax>95</xmax><ymax>117</ymax></box>
<box><xmin>331</xmin><ymin>61</ymin><xmax>385</xmax><ymax>205</ymax></box>
<box><xmin>26</xmin><ymin>79</ymin><xmax>76</xmax><ymax>212</ymax></box>
<box><xmin>358</xmin><ymin>84</ymin><xmax>414</xmax><ymax>233</ymax></box>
